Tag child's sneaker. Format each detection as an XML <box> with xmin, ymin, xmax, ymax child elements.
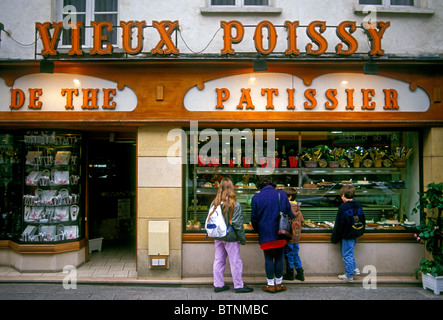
<box><xmin>338</xmin><ymin>274</ymin><xmax>354</xmax><ymax>282</ymax></box>
<box><xmin>354</xmin><ymin>268</ymin><xmax>361</xmax><ymax>275</ymax></box>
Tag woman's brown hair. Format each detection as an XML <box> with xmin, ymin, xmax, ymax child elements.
<box><xmin>209</xmin><ymin>178</ymin><xmax>237</xmax><ymax>224</ymax></box>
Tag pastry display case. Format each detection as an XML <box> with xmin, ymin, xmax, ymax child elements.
<box><xmin>184</xmin><ymin>130</ymin><xmax>420</xmax><ymax>234</ymax></box>
<box><xmin>21</xmin><ymin>131</ymin><xmax>82</xmax><ymax>243</ymax></box>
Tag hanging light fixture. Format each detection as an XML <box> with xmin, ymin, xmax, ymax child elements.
<box><xmin>40</xmin><ymin>59</ymin><xmax>54</xmax><ymax>73</ymax></box>
<box><xmin>253</xmin><ymin>57</ymin><xmax>268</xmax><ymax>72</ymax></box>
<box><xmin>364</xmin><ymin>60</ymin><xmax>378</xmax><ymax>75</ymax></box>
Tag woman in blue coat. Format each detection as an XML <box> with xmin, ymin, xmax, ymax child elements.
<box><xmin>251</xmin><ymin>175</ymin><xmax>293</xmax><ymax>293</ymax></box>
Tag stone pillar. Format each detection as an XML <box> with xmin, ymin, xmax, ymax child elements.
<box><xmin>136</xmin><ymin>126</ymin><xmax>183</xmax><ymax>279</ymax></box>
<box><xmin>423</xmin><ymin>127</ymin><xmax>443</xmax><ymax>186</ymax></box>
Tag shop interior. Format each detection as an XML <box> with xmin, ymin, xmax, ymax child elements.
<box><xmin>87</xmin><ymin>131</ymin><xmax>137</xmax><ymax>251</ymax></box>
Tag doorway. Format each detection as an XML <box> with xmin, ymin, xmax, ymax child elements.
<box><xmin>87</xmin><ymin>132</ymin><xmax>136</xmax><ymax>251</ymax></box>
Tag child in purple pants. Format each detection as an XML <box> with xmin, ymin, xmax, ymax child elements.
<box><xmin>208</xmin><ymin>178</ymin><xmax>253</xmax><ymax>293</ymax></box>
<box><xmin>213</xmin><ymin>240</ymin><xmax>244</xmax><ymax>290</ymax></box>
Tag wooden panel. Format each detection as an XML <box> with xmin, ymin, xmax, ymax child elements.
<box><xmin>1</xmin><ymin>239</ymin><xmax>87</xmax><ymax>254</ymax></box>
<box><xmin>0</xmin><ymin>60</ymin><xmax>442</xmax><ymax>127</ymax></box>
<box><xmin>182</xmin><ymin>232</ymin><xmax>417</xmax><ymax>243</ymax></box>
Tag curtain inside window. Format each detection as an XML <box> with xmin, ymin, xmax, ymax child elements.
<box><xmin>63</xmin><ymin>0</ymin><xmax>86</xmax><ymax>12</ymax></box>
<box><xmin>94</xmin><ymin>13</ymin><xmax>118</xmax><ymax>44</ymax></box>
<box><xmin>211</xmin><ymin>0</ymin><xmax>235</xmax><ymax>5</ymax></box>
<box><xmin>359</xmin><ymin>0</ymin><xmax>414</xmax><ymax>5</ymax></box>
<box><xmin>359</xmin><ymin>0</ymin><xmax>382</xmax><ymax>4</ymax></box>
<box><xmin>95</xmin><ymin>0</ymin><xmax>118</xmax><ymax>12</ymax></box>
<box><xmin>244</xmin><ymin>0</ymin><xmax>269</xmax><ymax>5</ymax></box>
<box><xmin>391</xmin><ymin>0</ymin><xmax>414</xmax><ymax>5</ymax></box>
<box><xmin>62</xmin><ymin>13</ymin><xmax>86</xmax><ymax>46</ymax></box>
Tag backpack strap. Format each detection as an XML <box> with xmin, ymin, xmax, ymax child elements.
<box><xmin>222</xmin><ymin>205</ymin><xmax>233</xmax><ymax>230</ymax></box>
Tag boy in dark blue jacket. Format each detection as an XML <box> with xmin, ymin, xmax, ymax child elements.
<box><xmin>331</xmin><ymin>184</ymin><xmax>365</xmax><ymax>282</ymax></box>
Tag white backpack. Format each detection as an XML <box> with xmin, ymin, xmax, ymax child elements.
<box><xmin>205</xmin><ymin>204</ymin><xmax>229</xmax><ymax>238</ymax></box>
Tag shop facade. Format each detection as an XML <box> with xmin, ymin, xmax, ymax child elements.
<box><xmin>0</xmin><ymin>0</ymin><xmax>442</xmax><ymax>279</ymax></box>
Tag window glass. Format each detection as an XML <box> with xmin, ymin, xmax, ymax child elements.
<box><xmin>185</xmin><ymin>129</ymin><xmax>420</xmax><ymax>233</ymax></box>
<box><xmin>60</xmin><ymin>0</ymin><xmax>118</xmax><ymax>47</ymax></box>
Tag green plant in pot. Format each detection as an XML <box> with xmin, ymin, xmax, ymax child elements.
<box><xmin>412</xmin><ymin>182</ymin><xmax>443</xmax><ymax>293</ymax></box>
<box><xmin>300</xmin><ymin>147</ymin><xmax>322</xmax><ymax>167</ymax></box>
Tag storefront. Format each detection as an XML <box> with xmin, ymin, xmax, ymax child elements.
<box><xmin>0</xmin><ymin>17</ymin><xmax>442</xmax><ymax>278</ymax></box>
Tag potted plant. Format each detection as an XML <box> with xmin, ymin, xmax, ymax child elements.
<box><xmin>412</xmin><ymin>182</ymin><xmax>443</xmax><ymax>295</ymax></box>
<box><xmin>345</xmin><ymin>146</ymin><xmax>368</xmax><ymax>168</ymax></box>
<box><xmin>389</xmin><ymin>146</ymin><xmax>413</xmax><ymax>168</ymax></box>
<box><xmin>300</xmin><ymin>147</ymin><xmax>322</xmax><ymax>167</ymax></box>
<box><xmin>327</xmin><ymin>147</ymin><xmax>344</xmax><ymax>168</ymax></box>
<box><xmin>369</xmin><ymin>147</ymin><xmax>386</xmax><ymax>168</ymax></box>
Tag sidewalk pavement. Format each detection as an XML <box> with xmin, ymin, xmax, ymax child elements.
<box><xmin>0</xmin><ymin>274</ymin><xmax>441</xmax><ymax>301</ymax></box>
<box><xmin>0</xmin><ymin>265</ymin><xmax>425</xmax><ymax>286</ymax></box>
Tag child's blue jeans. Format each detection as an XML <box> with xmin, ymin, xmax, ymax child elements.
<box><xmin>341</xmin><ymin>239</ymin><xmax>357</xmax><ymax>277</ymax></box>
<box><xmin>284</xmin><ymin>243</ymin><xmax>302</xmax><ymax>269</ymax></box>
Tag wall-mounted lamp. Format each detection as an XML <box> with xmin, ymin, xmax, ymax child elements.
<box><xmin>40</xmin><ymin>60</ymin><xmax>54</xmax><ymax>73</ymax></box>
<box><xmin>364</xmin><ymin>61</ymin><xmax>378</xmax><ymax>75</ymax></box>
<box><xmin>253</xmin><ymin>57</ymin><xmax>268</xmax><ymax>72</ymax></box>
<box><xmin>0</xmin><ymin>23</ymin><xmax>4</xmax><ymax>47</ymax></box>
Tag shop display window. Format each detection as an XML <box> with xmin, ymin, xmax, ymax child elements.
<box><xmin>21</xmin><ymin>131</ymin><xmax>83</xmax><ymax>243</ymax></box>
<box><xmin>184</xmin><ymin>129</ymin><xmax>420</xmax><ymax>234</ymax></box>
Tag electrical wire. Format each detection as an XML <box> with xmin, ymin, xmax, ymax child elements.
<box><xmin>178</xmin><ymin>27</ymin><xmax>222</xmax><ymax>54</ymax></box>
<box><xmin>0</xmin><ymin>29</ymin><xmax>40</xmax><ymax>47</ymax></box>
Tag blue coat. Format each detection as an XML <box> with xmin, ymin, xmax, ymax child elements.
<box><xmin>250</xmin><ymin>186</ymin><xmax>293</xmax><ymax>245</ymax></box>
<box><xmin>331</xmin><ymin>200</ymin><xmax>366</xmax><ymax>243</ymax></box>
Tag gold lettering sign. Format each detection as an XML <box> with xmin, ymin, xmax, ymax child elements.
<box><xmin>36</xmin><ymin>20</ymin><xmax>390</xmax><ymax>57</ymax></box>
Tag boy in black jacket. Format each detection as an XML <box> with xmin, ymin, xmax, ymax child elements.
<box><xmin>331</xmin><ymin>184</ymin><xmax>365</xmax><ymax>282</ymax></box>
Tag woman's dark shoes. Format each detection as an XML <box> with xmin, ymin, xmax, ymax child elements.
<box><xmin>214</xmin><ymin>285</ymin><xmax>230</xmax><ymax>293</ymax></box>
<box><xmin>235</xmin><ymin>285</ymin><xmax>254</xmax><ymax>293</ymax></box>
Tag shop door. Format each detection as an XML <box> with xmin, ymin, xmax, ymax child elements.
<box><xmin>87</xmin><ymin>135</ymin><xmax>136</xmax><ymax>249</ymax></box>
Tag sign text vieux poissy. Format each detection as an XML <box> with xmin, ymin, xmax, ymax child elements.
<box><xmin>11</xmin><ymin>20</ymin><xmax>396</xmax><ymax>112</ymax></box>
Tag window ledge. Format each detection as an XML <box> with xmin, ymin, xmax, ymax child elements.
<box><xmin>200</xmin><ymin>6</ymin><xmax>282</xmax><ymax>15</ymax></box>
<box><xmin>354</xmin><ymin>5</ymin><xmax>435</xmax><ymax>15</ymax></box>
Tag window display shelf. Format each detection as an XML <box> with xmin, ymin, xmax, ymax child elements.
<box><xmin>185</xmin><ymin>130</ymin><xmax>419</xmax><ymax>234</ymax></box>
<box><xmin>21</xmin><ymin>131</ymin><xmax>82</xmax><ymax>243</ymax></box>
<box><xmin>196</xmin><ymin>166</ymin><xmax>300</xmax><ymax>175</ymax></box>
<box><xmin>196</xmin><ymin>166</ymin><xmax>402</xmax><ymax>176</ymax></box>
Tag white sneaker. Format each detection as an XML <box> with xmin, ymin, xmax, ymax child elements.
<box><xmin>338</xmin><ymin>274</ymin><xmax>354</xmax><ymax>282</ymax></box>
<box><xmin>354</xmin><ymin>268</ymin><xmax>361</xmax><ymax>275</ymax></box>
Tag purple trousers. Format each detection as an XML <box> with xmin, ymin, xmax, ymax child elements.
<box><xmin>213</xmin><ymin>240</ymin><xmax>244</xmax><ymax>289</ymax></box>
